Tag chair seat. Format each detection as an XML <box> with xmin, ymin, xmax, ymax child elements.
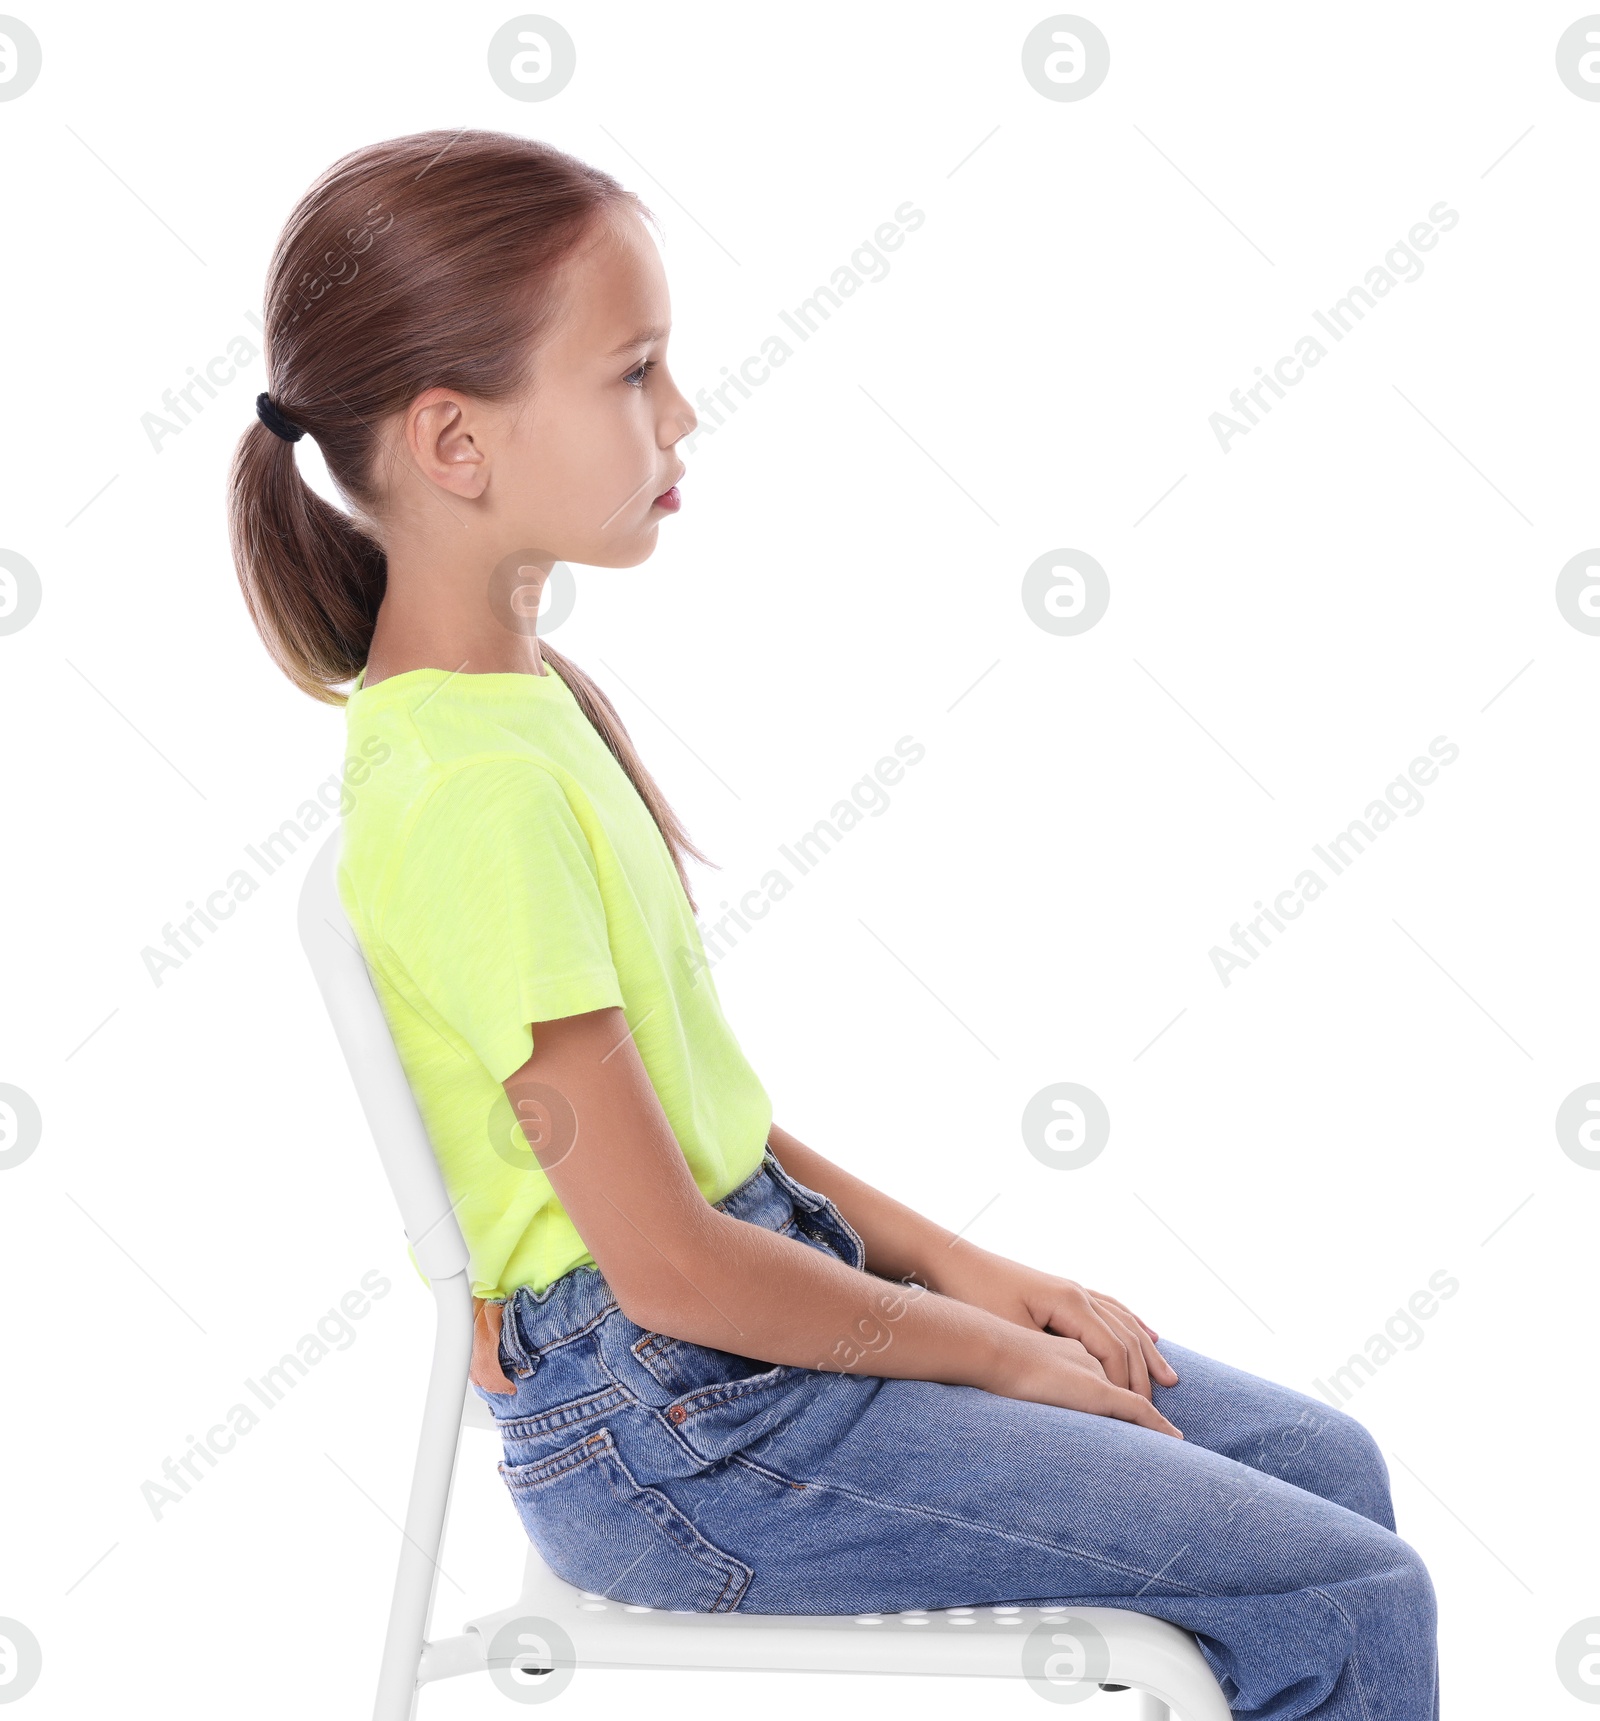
<box><xmin>425</xmin><ymin>1542</ymin><xmax>1232</xmax><ymax>1717</ymax></box>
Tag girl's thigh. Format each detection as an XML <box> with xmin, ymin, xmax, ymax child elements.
<box><xmin>708</xmin><ymin>1337</ymin><xmax>1420</xmax><ymax>1623</ymax></box>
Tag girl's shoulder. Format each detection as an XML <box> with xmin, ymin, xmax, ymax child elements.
<box><xmin>340</xmin><ymin>682</ymin><xmax>575</xmax><ymax>932</ymax></box>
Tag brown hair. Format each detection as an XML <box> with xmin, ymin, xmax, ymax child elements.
<box><xmin>227</xmin><ymin>129</ymin><xmax>714</xmax><ymax>906</ymax></box>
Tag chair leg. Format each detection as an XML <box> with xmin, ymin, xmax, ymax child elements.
<box><xmin>1137</xmin><ymin>1695</ymin><xmax>1172</xmax><ymax>1720</ymax></box>
<box><xmin>371</xmin><ymin>1267</ymin><xmax>475</xmax><ymax>1721</ymax></box>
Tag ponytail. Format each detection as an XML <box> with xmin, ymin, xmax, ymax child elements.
<box><xmin>227</xmin><ymin>421</ymin><xmax>385</xmax><ymax>705</ymax></box>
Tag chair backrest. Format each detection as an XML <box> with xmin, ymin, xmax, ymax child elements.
<box><xmin>297</xmin><ymin>828</ymin><xmax>469</xmax><ymax>1285</ymax></box>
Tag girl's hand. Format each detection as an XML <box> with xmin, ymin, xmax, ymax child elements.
<box><xmin>985</xmin><ymin>1325</ymin><xmax>1183</xmax><ymax>1437</ymax></box>
<box><xmin>929</xmin><ymin>1247</ymin><xmax>1178</xmax><ymax>1400</ymax></box>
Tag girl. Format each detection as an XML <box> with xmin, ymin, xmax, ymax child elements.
<box><xmin>229</xmin><ymin>130</ymin><xmax>1438</xmax><ymax>1719</ymax></box>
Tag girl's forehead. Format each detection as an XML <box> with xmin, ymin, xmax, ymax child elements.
<box><xmin>558</xmin><ymin>214</ymin><xmax>670</xmax><ymax>326</ymax></box>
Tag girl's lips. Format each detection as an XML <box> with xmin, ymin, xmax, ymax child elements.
<box><xmin>653</xmin><ymin>485</ymin><xmax>681</xmax><ymax>512</ymax></box>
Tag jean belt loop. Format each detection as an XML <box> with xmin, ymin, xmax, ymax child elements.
<box><xmin>500</xmin><ymin>1286</ymin><xmax>538</xmax><ymax>1380</ymax></box>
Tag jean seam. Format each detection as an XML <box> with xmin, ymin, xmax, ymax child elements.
<box><xmin>595</xmin><ymin>1436</ymin><xmax>754</xmax><ymax>1611</ymax></box>
<box><xmin>824</xmin><ymin>1204</ymin><xmax>868</xmax><ymax>1271</ymax></box>
<box><xmin>1307</xmin><ymin>1585</ymin><xmax>1376</xmax><ymax>1721</ymax></box>
<box><xmin>730</xmin><ymin>1451</ymin><xmax>809</xmax><ymax>1492</ymax></box>
<box><xmin>738</xmin><ymin>1471</ymin><xmax>1218</xmax><ymax>1598</ymax></box>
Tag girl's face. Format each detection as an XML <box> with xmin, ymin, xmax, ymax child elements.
<box><xmin>388</xmin><ymin>208</ymin><xmax>696</xmax><ymax>578</ymax></box>
<box><xmin>491</xmin><ymin>210</ymin><xmax>696</xmax><ymax>568</ymax></box>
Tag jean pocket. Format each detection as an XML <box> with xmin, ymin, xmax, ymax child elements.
<box><xmin>588</xmin><ymin>1302</ymin><xmax>785</xmax><ymax>1405</ymax></box>
<box><xmin>499</xmin><ymin>1427</ymin><xmax>753</xmax><ymax>1612</ymax></box>
<box><xmin>630</xmin><ymin>1327</ymin><xmax>798</xmax><ymax>1399</ymax></box>
<box><xmin>494</xmin><ymin>1381</ymin><xmax>634</xmax><ymax>1462</ymax></box>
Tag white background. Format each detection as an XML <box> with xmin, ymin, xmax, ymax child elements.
<box><xmin>2</xmin><ymin>1</ymin><xmax>1596</xmax><ymax>1715</ymax></box>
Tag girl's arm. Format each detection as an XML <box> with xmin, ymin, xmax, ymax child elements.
<box><xmin>766</xmin><ymin>1121</ymin><xmax>1177</xmax><ymax>1399</ymax></box>
<box><xmin>505</xmin><ymin>1009</ymin><xmax>1180</xmax><ymax>1437</ymax></box>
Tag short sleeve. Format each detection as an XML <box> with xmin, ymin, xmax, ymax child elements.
<box><xmin>381</xmin><ymin>758</ymin><xmax>625</xmax><ymax>1082</ymax></box>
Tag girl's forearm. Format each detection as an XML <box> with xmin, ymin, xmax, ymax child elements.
<box><xmin>633</xmin><ymin>1198</ymin><xmax>1028</xmax><ymax>1390</ymax></box>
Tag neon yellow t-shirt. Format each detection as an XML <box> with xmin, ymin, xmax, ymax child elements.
<box><xmin>336</xmin><ymin>662</ymin><xmax>772</xmax><ymax>1298</ymax></box>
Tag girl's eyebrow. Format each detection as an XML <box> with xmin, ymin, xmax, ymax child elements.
<box><xmin>606</xmin><ymin>324</ymin><xmax>669</xmax><ymax>356</ymax></box>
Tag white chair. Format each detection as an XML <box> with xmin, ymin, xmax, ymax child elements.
<box><xmin>297</xmin><ymin>829</ymin><xmax>1232</xmax><ymax>1720</ymax></box>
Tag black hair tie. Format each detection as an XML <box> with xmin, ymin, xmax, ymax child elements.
<box><xmin>256</xmin><ymin>392</ymin><xmax>306</xmax><ymax>444</ymax></box>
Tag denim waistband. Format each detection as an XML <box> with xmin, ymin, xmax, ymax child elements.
<box><xmin>497</xmin><ymin>1146</ymin><xmax>836</xmax><ymax>1376</ymax></box>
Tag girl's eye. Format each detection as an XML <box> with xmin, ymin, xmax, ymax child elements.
<box><xmin>624</xmin><ymin>359</ymin><xmax>658</xmax><ymax>389</ymax></box>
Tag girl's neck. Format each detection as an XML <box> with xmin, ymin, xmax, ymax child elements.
<box><xmin>362</xmin><ymin>585</ymin><xmax>550</xmax><ymax>689</ymax></box>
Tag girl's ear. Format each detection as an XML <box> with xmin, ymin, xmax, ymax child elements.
<box><xmin>403</xmin><ymin>388</ymin><xmax>490</xmax><ymax>500</ymax></box>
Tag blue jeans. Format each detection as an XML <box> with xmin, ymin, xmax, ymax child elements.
<box><xmin>473</xmin><ymin>1149</ymin><xmax>1439</xmax><ymax>1719</ymax></box>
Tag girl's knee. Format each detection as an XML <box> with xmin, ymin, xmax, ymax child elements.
<box><xmin>1309</xmin><ymin>1403</ymin><xmax>1397</xmax><ymax>1530</ymax></box>
<box><xmin>1365</xmin><ymin>1533</ymin><xmax>1438</xmax><ymax>1655</ymax></box>
<box><xmin>1400</xmin><ymin>1537</ymin><xmax>1437</xmax><ymax>1620</ymax></box>
<box><xmin>1315</xmin><ymin>1530</ymin><xmax>1437</xmax><ymax>1694</ymax></box>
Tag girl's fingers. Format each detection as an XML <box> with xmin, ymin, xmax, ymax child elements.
<box><xmin>1107</xmin><ymin>1307</ymin><xmax>1153</xmax><ymax>1401</ymax></box>
<box><xmin>1087</xmin><ymin>1288</ymin><xmax>1149</xmax><ymax>1332</ymax></box>
<box><xmin>1087</xmin><ymin>1290</ymin><xmax>1177</xmax><ymax>1386</ymax></box>
<box><xmin>1080</xmin><ymin>1294</ymin><xmax>1163</xmax><ymax>1369</ymax></box>
<box><xmin>1095</xmin><ymin>1379</ymin><xmax>1182</xmax><ymax>1438</ymax></box>
<box><xmin>1066</xmin><ymin>1307</ymin><xmax>1128</xmax><ymax>1390</ymax></box>
<box><xmin>1050</xmin><ymin>1303</ymin><xmax>1132</xmax><ymax>1390</ymax></box>
<box><xmin>1139</xmin><ymin>1328</ymin><xmax>1178</xmax><ymax>1385</ymax></box>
